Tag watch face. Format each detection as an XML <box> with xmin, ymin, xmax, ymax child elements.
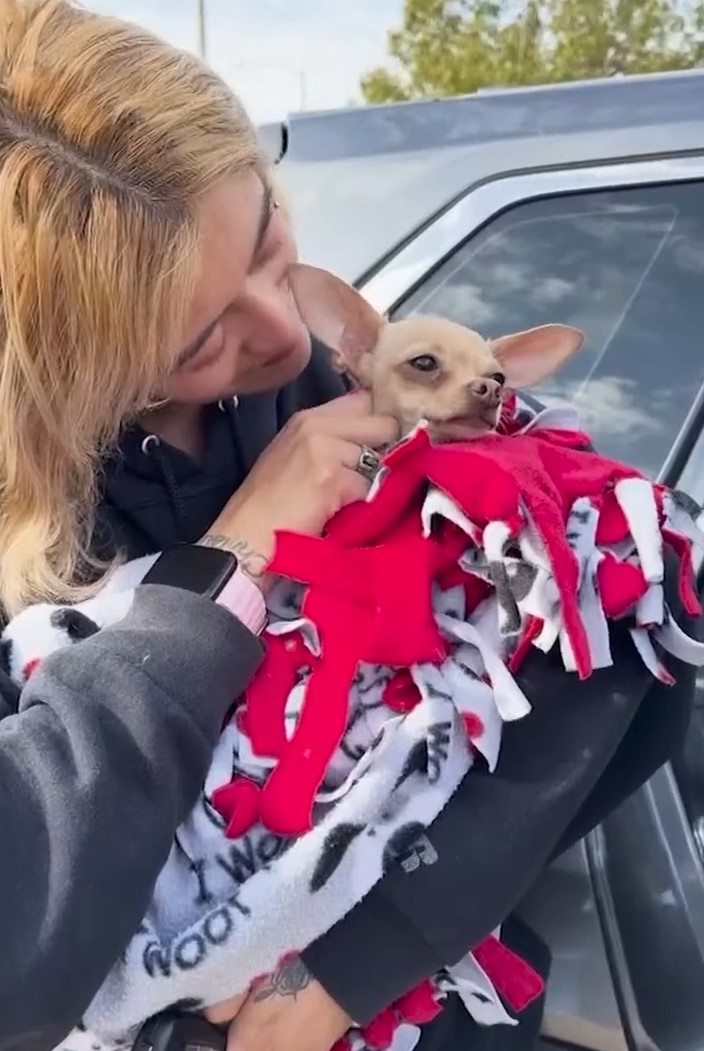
<box><xmin>142</xmin><ymin>544</ymin><xmax>236</xmax><ymax>599</ymax></box>
<box><xmin>134</xmin><ymin>1014</ymin><xmax>226</xmax><ymax>1051</ymax></box>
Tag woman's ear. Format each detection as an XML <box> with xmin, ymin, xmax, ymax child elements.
<box><xmin>289</xmin><ymin>263</ymin><xmax>384</xmax><ymax>386</ymax></box>
<box><xmin>490</xmin><ymin>324</ymin><xmax>584</xmax><ymax>389</ymax></box>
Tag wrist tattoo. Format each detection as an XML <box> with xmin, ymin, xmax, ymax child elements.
<box><xmin>200</xmin><ymin>533</ymin><xmax>267</xmax><ymax>581</ymax></box>
<box><xmin>252</xmin><ymin>956</ymin><xmax>312</xmax><ymax>1002</ymax></box>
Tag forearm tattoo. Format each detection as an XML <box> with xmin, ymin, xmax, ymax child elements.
<box><xmin>200</xmin><ymin>533</ymin><xmax>268</xmax><ymax>583</ymax></box>
<box><xmin>252</xmin><ymin>957</ymin><xmax>313</xmax><ymax>1002</ymax></box>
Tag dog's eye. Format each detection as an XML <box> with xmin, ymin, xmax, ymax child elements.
<box><xmin>409</xmin><ymin>354</ymin><xmax>440</xmax><ymax>373</ymax></box>
<box><xmin>490</xmin><ymin>372</ymin><xmax>506</xmax><ymax>386</ymax></box>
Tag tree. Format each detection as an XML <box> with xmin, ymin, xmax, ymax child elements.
<box><xmin>360</xmin><ymin>0</ymin><xmax>704</xmax><ymax>103</ymax></box>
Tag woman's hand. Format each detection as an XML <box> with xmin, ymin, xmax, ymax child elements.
<box><xmin>202</xmin><ymin>990</ymin><xmax>248</xmax><ymax>1026</ymax></box>
<box><xmin>202</xmin><ymin>392</ymin><xmax>399</xmax><ymax>588</ymax></box>
<box><xmin>205</xmin><ymin>957</ymin><xmax>351</xmax><ymax>1051</ymax></box>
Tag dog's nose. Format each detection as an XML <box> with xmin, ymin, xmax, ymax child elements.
<box><xmin>468</xmin><ymin>377</ymin><xmax>502</xmax><ymax>407</ymax></box>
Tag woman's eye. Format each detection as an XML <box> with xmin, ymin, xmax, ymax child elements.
<box><xmin>199</xmin><ymin>320</ymin><xmax>225</xmax><ymax>356</ymax></box>
<box><xmin>251</xmin><ymin>224</ymin><xmax>282</xmax><ymax>272</ymax></box>
<box><xmin>178</xmin><ymin>320</ymin><xmax>225</xmax><ymax>371</ymax></box>
<box><xmin>253</xmin><ymin>243</ymin><xmax>273</xmax><ymax>271</ymax></box>
<box><xmin>409</xmin><ymin>354</ymin><xmax>439</xmax><ymax>373</ymax></box>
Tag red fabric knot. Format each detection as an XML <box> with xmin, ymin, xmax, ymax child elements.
<box><xmin>473</xmin><ymin>934</ymin><xmax>545</xmax><ymax>1013</ymax></box>
<box><xmin>21</xmin><ymin>657</ymin><xmax>40</xmax><ymax>681</ymax></box>
<box><xmin>383</xmin><ymin>669</ymin><xmax>421</xmax><ymax>713</ymax></box>
<box><xmin>270</xmin><ymin>530</ymin><xmax>444</xmax><ymax>667</ymax></box>
<box><xmin>244</xmin><ymin>631</ymin><xmax>318</xmax><ymax>761</ymax></box>
<box><xmin>394</xmin><ymin>980</ymin><xmax>443</xmax><ymax>1025</ymax></box>
<box><xmin>462</xmin><ymin>712</ymin><xmax>485</xmax><ymax>741</ymax></box>
<box><xmin>360</xmin><ymin>980</ymin><xmax>442</xmax><ymax>1051</ymax></box>
<box><xmin>596</xmin><ymin>487</ymin><xmax>629</xmax><ymax>547</ymax></box>
<box><xmin>361</xmin><ymin>1007</ymin><xmax>398</xmax><ymax>1050</ymax></box>
<box><xmin>211</xmin><ymin>778</ymin><xmax>261</xmax><ymax>839</ymax></box>
<box><xmin>255</xmin><ymin>522</ymin><xmax>447</xmax><ymax>836</ymax></box>
<box><xmin>596</xmin><ymin>553</ymin><xmax>648</xmax><ymax>619</ymax></box>
<box><xmin>508</xmin><ymin>616</ymin><xmax>544</xmax><ymax>674</ymax></box>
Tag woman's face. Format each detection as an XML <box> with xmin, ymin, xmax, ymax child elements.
<box><xmin>161</xmin><ymin>171</ymin><xmax>312</xmax><ymax>405</ymax></box>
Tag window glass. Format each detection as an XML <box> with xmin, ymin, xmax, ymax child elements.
<box><xmin>393</xmin><ymin>182</ymin><xmax>704</xmax><ymax>478</ymax></box>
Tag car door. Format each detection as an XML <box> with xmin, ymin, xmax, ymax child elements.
<box><xmin>358</xmin><ymin>154</ymin><xmax>704</xmax><ymax>1051</ymax></box>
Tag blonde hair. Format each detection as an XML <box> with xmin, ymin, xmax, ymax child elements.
<box><xmin>0</xmin><ymin>0</ymin><xmax>263</xmax><ymax>613</ymax></box>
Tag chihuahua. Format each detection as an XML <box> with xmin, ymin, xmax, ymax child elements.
<box><xmin>289</xmin><ymin>264</ymin><xmax>584</xmax><ymax>441</ymax></box>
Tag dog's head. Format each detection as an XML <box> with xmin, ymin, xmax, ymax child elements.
<box><xmin>290</xmin><ymin>263</ymin><xmax>583</xmax><ymax>441</ymax></box>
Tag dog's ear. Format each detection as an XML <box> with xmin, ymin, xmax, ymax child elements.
<box><xmin>490</xmin><ymin>324</ymin><xmax>584</xmax><ymax>388</ymax></box>
<box><xmin>289</xmin><ymin>263</ymin><xmax>384</xmax><ymax>386</ymax></box>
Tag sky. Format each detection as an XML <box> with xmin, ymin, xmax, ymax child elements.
<box><xmin>85</xmin><ymin>0</ymin><xmax>402</xmax><ymax>123</ymax></box>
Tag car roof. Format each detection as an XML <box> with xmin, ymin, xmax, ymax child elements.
<box><xmin>263</xmin><ymin>68</ymin><xmax>704</xmax><ymax>283</ymax></box>
<box><xmin>271</xmin><ymin>68</ymin><xmax>704</xmax><ymax>161</ymax></box>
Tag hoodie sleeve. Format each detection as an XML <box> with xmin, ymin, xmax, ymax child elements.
<box><xmin>0</xmin><ymin>584</ymin><xmax>263</xmax><ymax>1051</ymax></box>
<box><xmin>302</xmin><ymin>556</ymin><xmax>697</xmax><ymax>1024</ymax></box>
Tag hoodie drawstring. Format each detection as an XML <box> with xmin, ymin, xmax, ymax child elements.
<box><xmin>221</xmin><ymin>396</ymin><xmax>248</xmax><ymax>481</ymax></box>
<box><xmin>140</xmin><ymin>397</ymin><xmax>247</xmax><ymax>544</ymax></box>
<box><xmin>141</xmin><ymin>434</ymin><xmax>191</xmax><ymax>540</ymax></box>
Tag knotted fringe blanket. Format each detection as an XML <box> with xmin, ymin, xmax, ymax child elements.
<box><xmin>6</xmin><ymin>398</ymin><xmax>704</xmax><ymax>1051</ymax></box>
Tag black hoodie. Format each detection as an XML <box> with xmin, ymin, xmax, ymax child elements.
<box><xmin>94</xmin><ymin>338</ymin><xmax>696</xmax><ymax>1027</ymax></box>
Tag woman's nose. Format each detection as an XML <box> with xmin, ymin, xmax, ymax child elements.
<box><xmin>246</xmin><ymin>284</ymin><xmax>302</xmax><ymax>345</ymax></box>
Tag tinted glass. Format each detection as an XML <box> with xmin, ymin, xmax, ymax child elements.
<box><xmin>393</xmin><ymin>182</ymin><xmax>704</xmax><ymax>478</ymax></box>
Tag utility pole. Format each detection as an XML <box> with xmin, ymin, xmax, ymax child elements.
<box><xmin>196</xmin><ymin>0</ymin><xmax>206</xmax><ymax>59</ymax></box>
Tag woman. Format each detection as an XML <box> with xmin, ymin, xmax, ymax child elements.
<box><xmin>0</xmin><ymin>2</ymin><xmax>694</xmax><ymax>1051</ymax></box>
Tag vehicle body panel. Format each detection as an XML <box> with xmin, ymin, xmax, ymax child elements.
<box><xmin>269</xmin><ymin>70</ymin><xmax>704</xmax><ymax>285</ymax></box>
<box><xmin>271</xmin><ymin>69</ymin><xmax>704</xmax><ymax>1050</ymax></box>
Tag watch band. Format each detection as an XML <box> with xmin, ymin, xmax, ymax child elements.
<box><xmin>215</xmin><ymin>564</ymin><xmax>267</xmax><ymax>636</ymax></box>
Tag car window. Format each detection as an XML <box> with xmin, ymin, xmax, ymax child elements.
<box><xmin>392</xmin><ymin>181</ymin><xmax>704</xmax><ymax>479</ymax></box>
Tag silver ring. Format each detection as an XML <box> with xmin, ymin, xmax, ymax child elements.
<box><xmin>355</xmin><ymin>446</ymin><xmax>381</xmax><ymax>482</ymax></box>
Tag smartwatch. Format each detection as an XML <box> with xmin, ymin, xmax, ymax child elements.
<box><xmin>142</xmin><ymin>544</ymin><xmax>266</xmax><ymax>636</ymax></box>
<box><xmin>132</xmin><ymin>1011</ymin><xmax>226</xmax><ymax>1051</ymax></box>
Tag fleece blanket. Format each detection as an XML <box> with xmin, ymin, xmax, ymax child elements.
<box><xmin>4</xmin><ymin>396</ymin><xmax>704</xmax><ymax>1051</ymax></box>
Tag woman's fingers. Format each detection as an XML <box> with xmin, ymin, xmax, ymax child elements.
<box><xmin>203</xmin><ymin>992</ymin><xmax>248</xmax><ymax>1025</ymax></box>
<box><xmin>315</xmin><ymin>389</ymin><xmax>372</xmax><ymax>416</ymax></box>
<box><xmin>298</xmin><ymin>391</ymin><xmax>401</xmax><ymax>449</ymax></box>
<box><xmin>337</xmin><ymin>438</ymin><xmax>378</xmax><ymax>475</ymax></box>
<box><xmin>208</xmin><ymin>389</ymin><xmax>397</xmax><ymax>554</ymax></box>
<box><xmin>333</xmin><ymin>414</ymin><xmax>400</xmax><ymax>449</ymax></box>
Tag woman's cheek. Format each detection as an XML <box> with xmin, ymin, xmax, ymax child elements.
<box><xmin>163</xmin><ymin>361</ymin><xmax>234</xmax><ymax>404</ymax></box>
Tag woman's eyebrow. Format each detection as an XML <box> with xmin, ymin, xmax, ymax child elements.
<box><xmin>251</xmin><ymin>181</ymin><xmax>274</xmax><ymax>261</ymax></box>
